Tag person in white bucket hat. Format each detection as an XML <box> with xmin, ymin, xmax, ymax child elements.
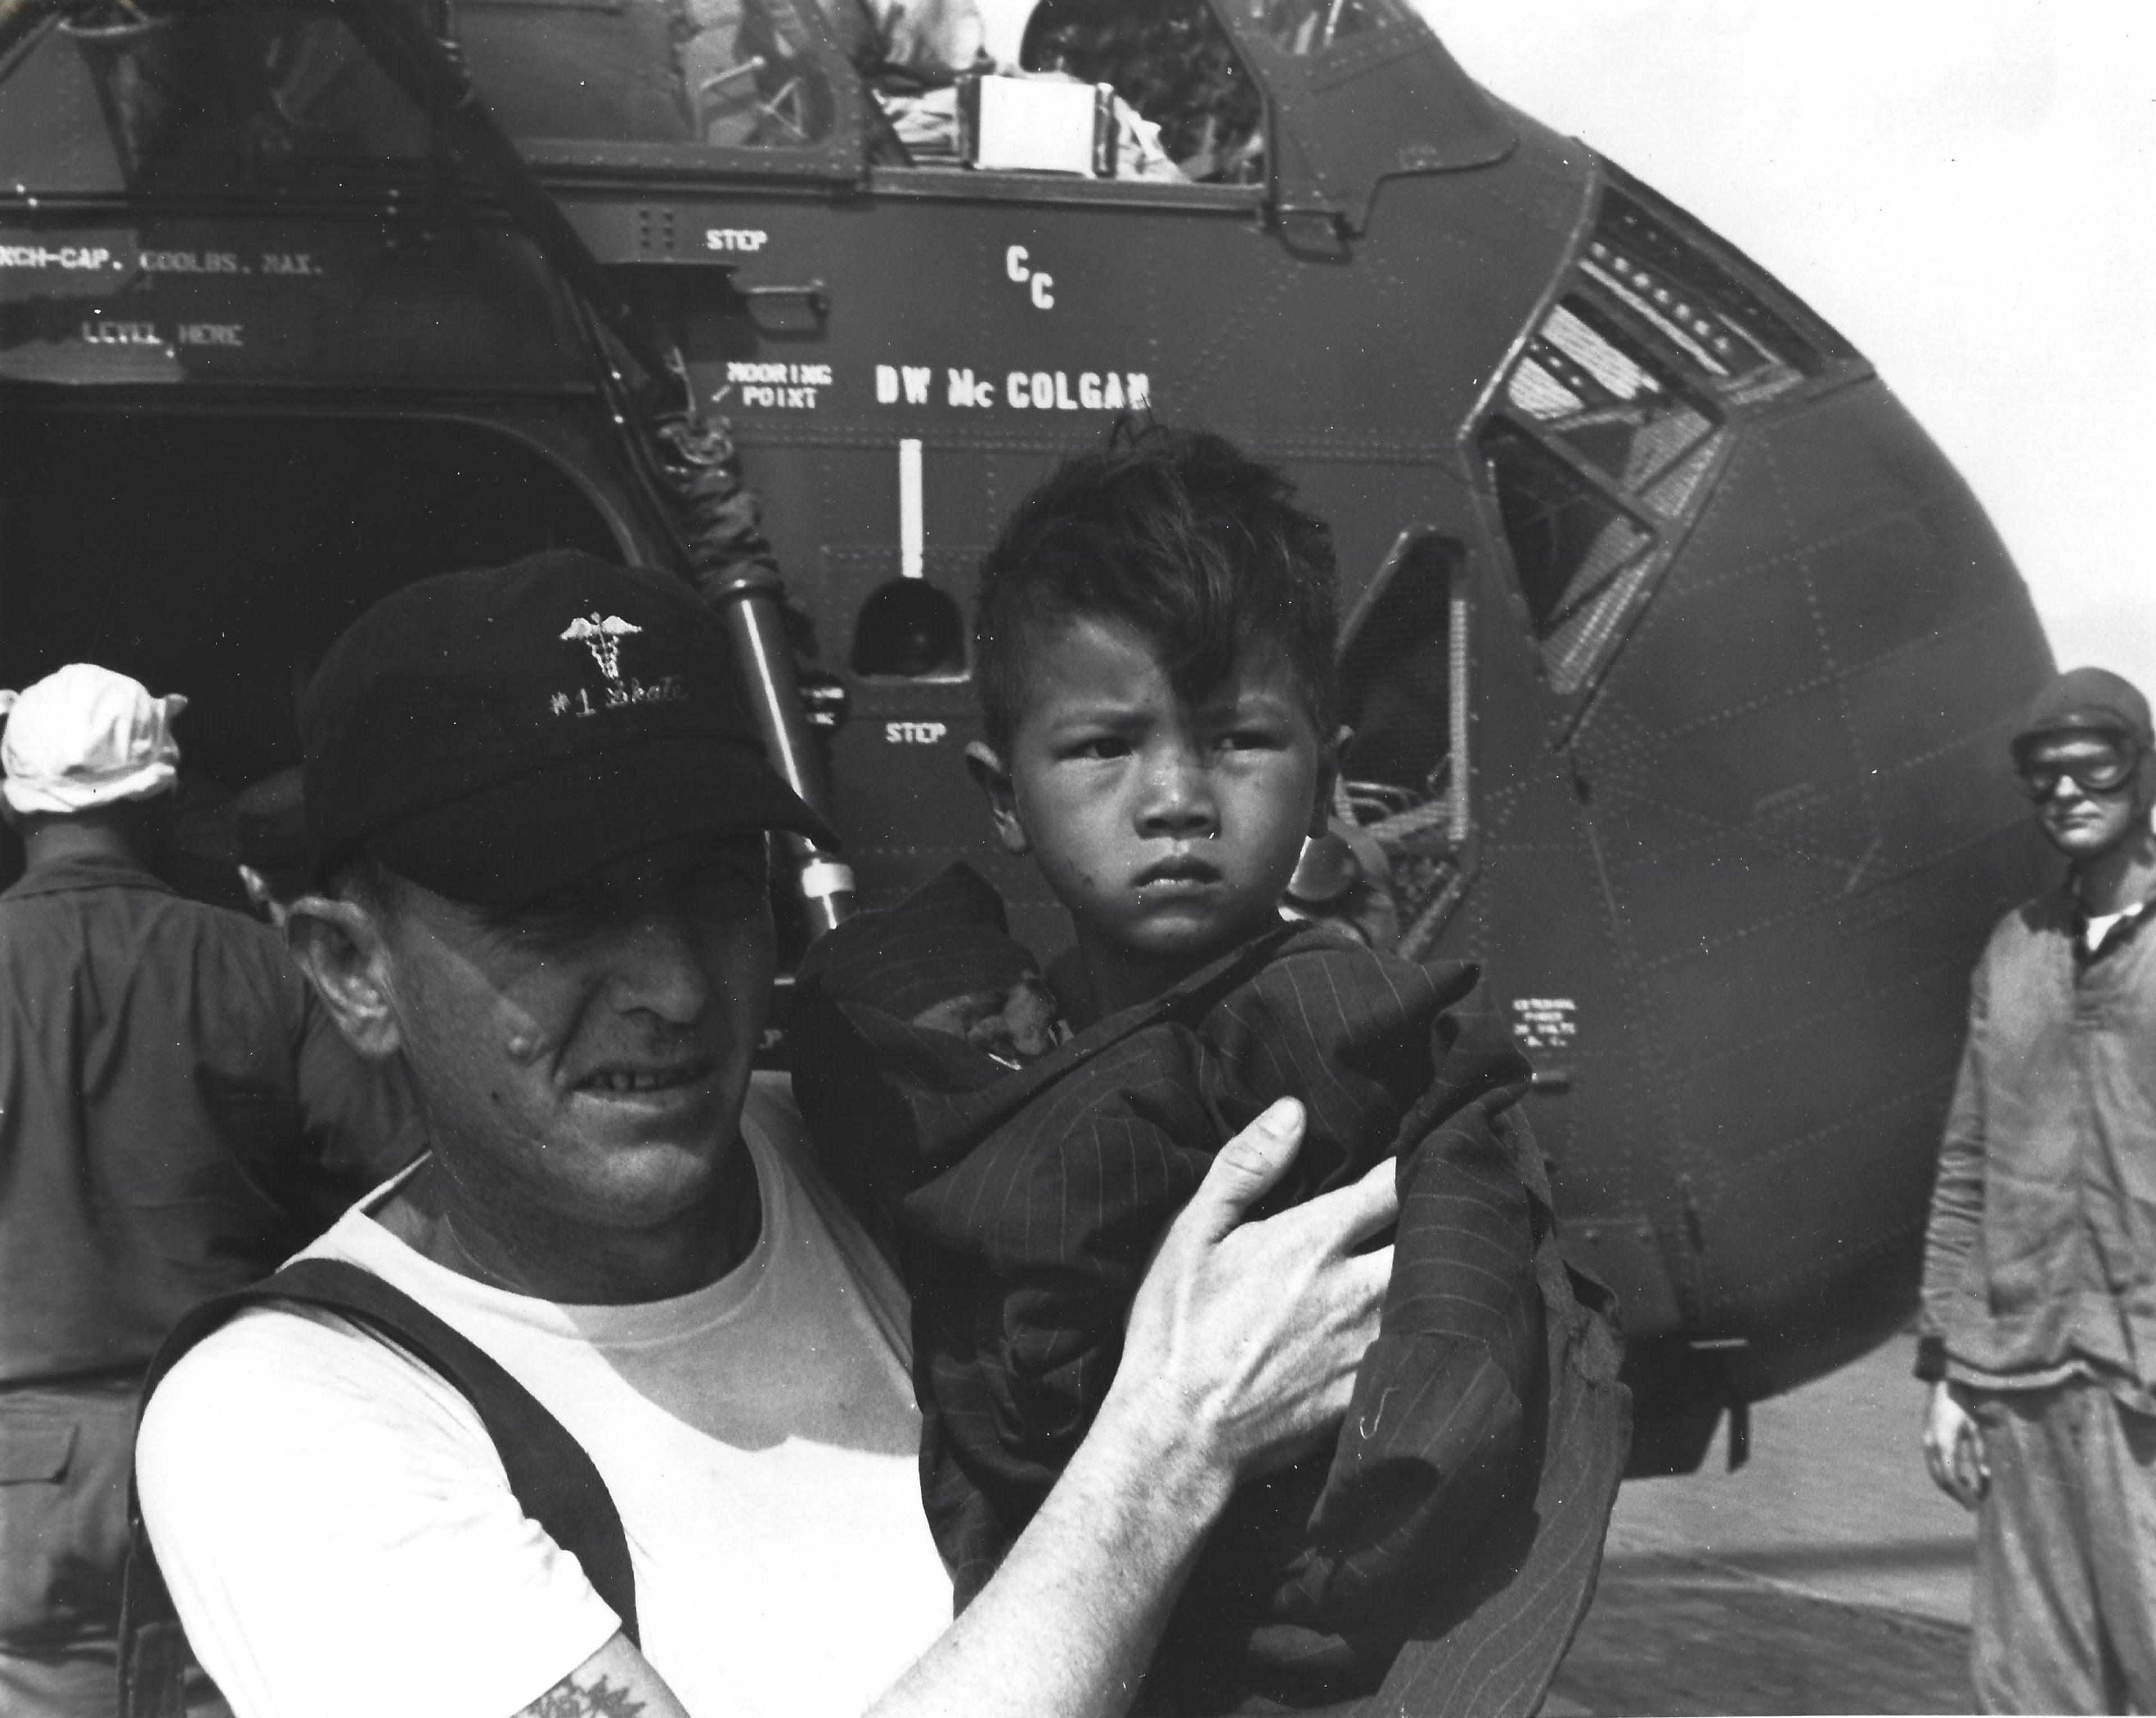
<box><xmin>0</xmin><ymin>663</ymin><xmax>417</xmax><ymax>1718</ymax></box>
<box><xmin>0</xmin><ymin>663</ymin><xmax>187</xmax><ymax>817</ymax></box>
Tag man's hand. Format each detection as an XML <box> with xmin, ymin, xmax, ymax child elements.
<box><xmin>1115</xmin><ymin>1096</ymin><xmax>1398</xmax><ymax>1488</ymax></box>
<box><xmin>1921</xmin><ymin>1379</ymin><xmax>1988</xmax><ymax>1510</ymax></box>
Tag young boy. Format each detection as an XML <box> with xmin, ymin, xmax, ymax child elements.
<box><xmin>792</xmin><ymin>425</ymin><xmax>1627</xmax><ymax>1715</ymax></box>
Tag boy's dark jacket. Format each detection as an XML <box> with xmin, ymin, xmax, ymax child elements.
<box><xmin>792</xmin><ymin>867</ymin><xmax>1630</xmax><ymax>1715</ymax></box>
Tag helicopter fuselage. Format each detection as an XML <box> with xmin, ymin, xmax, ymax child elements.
<box><xmin>0</xmin><ymin>0</ymin><xmax>2055</xmax><ymax>1473</ymax></box>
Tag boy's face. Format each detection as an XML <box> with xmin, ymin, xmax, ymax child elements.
<box><xmin>969</xmin><ymin>617</ymin><xmax>1332</xmax><ymax>1004</ymax></box>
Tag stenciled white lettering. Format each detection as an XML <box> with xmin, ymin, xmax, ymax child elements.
<box><xmin>731</xmin><ymin>359</ymin><xmax>829</xmax><ymax>409</ymax></box>
<box><xmin>876</xmin><ymin>363</ymin><xmax>933</xmax><ymax>405</ymax></box>
<box><xmin>947</xmin><ymin>367</ymin><xmax>995</xmax><ymax>408</ymax></box>
<box><xmin>998</xmin><ymin>369</ymin><xmax>1147</xmax><ymax>411</ymax></box>
<box><xmin>884</xmin><ymin>721</ymin><xmax>948</xmax><ymax>745</ymax></box>
<box><xmin>1510</xmin><ymin>997</ymin><xmax>1578</xmax><ymax>1051</ymax></box>
<box><xmin>874</xmin><ymin>362</ymin><xmax>1150</xmax><ymax>412</ymax></box>
<box><xmin>0</xmin><ymin>245</ymin><xmax>117</xmax><ymax>271</ymax></box>
<box><xmin>141</xmin><ymin>250</ymin><xmax>243</xmax><ymax>274</ymax></box>
<box><xmin>729</xmin><ymin>361</ymin><xmax>830</xmax><ymax>385</ymax></box>
<box><xmin>78</xmin><ymin>320</ymin><xmax>163</xmax><ymax>348</ymax></box>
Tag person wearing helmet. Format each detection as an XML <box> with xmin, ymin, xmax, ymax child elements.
<box><xmin>1919</xmin><ymin>666</ymin><xmax>2156</xmax><ymax>1712</ymax></box>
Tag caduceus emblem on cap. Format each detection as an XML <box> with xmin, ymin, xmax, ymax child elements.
<box><xmin>560</xmin><ymin>612</ymin><xmax>643</xmax><ymax>683</ymax></box>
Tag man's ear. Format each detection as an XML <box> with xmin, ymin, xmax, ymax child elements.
<box><xmin>1312</xmin><ymin>724</ymin><xmax>1352</xmax><ymax>837</ymax></box>
<box><xmin>285</xmin><ymin>895</ymin><xmax>404</xmax><ymax>1059</ymax></box>
<box><xmin>965</xmin><ymin>740</ymin><xmax>1031</xmax><ymax>857</ymax></box>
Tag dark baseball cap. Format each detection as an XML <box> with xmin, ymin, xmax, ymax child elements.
<box><xmin>300</xmin><ymin>550</ymin><xmax>834</xmax><ymax>905</ymax></box>
<box><xmin>2011</xmin><ymin>666</ymin><xmax>2155</xmax><ymax>755</ymax></box>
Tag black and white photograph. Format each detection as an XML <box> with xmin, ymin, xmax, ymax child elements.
<box><xmin>0</xmin><ymin>2</ymin><xmax>2148</xmax><ymax>1713</ymax></box>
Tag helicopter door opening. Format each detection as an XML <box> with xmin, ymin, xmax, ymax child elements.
<box><xmin>1331</xmin><ymin>528</ymin><xmax>1472</xmax><ymax>956</ymax></box>
<box><xmin>0</xmin><ymin>409</ymin><xmax>621</xmax><ymax>890</ymax></box>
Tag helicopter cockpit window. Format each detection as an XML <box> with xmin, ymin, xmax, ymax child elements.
<box><xmin>16</xmin><ymin>4</ymin><xmax>437</xmax><ymax>188</ymax></box>
<box><xmin>1479</xmin><ymin>317</ymin><xmax>1717</xmax><ymax>698</ymax></box>
<box><xmin>854</xmin><ymin>0</ymin><xmax>1263</xmax><ymax>185</ymax></box>
<box><xmin>1230</xmin><ymin>0</ymin><xmax>1408</xmax><ymax>57</ymax></box>
<box><xmin>461</xmin><ymin>0</ymin><xmax>837</xmax><ymax>150</ymax></box>
<box><xmin>1015</xmin><ymin>0</ymin><xmax>1264</xmax><ymax>184</ymax></box>
<box><xmin>3</xmin><ymin>0</ymin><xmax>844</xmax><ymax>192</ymax></box>
<box><xmin>1477</xmin><ymin>179</ymin><xmax>1835</xmax><ymax>696</ymax></box>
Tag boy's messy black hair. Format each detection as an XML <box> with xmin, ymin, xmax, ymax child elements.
<box><xmin>973</xmin><ymin>420</ymin><xmax>1339</xmax><ymax>752</ymax></box>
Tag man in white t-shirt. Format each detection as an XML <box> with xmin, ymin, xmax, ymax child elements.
<box><xmin>135</xmin><ymin>549</ymin><xmax>1398</xmax><ymax>1718</ymax></box>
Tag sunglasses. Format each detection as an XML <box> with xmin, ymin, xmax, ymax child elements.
<box><xmin>2016</xmin><ymin>742</ymin><xmax>2141</xmax><ymax>800</ymax></box>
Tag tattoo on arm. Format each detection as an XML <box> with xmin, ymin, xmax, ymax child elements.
<box><xmin>522</xmin><ymin>1675</ymin><xmax>647</xmax><ymax>1717</ymax></box>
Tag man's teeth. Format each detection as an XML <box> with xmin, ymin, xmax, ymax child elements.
<box><xmin>585</xmin><ymin>1068</ymin><xmax>688</xmax><ymax>1093</ymax></box>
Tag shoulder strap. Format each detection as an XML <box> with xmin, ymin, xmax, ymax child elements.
<box><xmin>121</xmin><ymin>1257</ymin><xmax>638</xmax><ymax>1718</ymax></box>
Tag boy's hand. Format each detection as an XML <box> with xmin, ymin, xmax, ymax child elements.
<box><xmin>1114</xmin><ymin>1097</ymin><xmax>1397</xmax><ymax>1488</ymax></box>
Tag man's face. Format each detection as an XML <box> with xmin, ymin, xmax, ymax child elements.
<box><xmin>374</xmin><ymin>832</ymin><xmax>774</xmax><ymax>1239</ymax></box>
<box><xmin>993</xmin><ymin>617</ymin><xmax>1328</xmax><ymax>986</ymax></box>
<box><xmin>2019</xmin><ymin>731</ymin><xmax>2152</xmax><ymax>861</ymax></box>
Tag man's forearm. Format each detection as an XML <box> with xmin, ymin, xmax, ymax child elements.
<box><xmin>870</xmin><ymin>1384</ymin><xmax>1230</xmax><ymax>1718</ymax></box>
